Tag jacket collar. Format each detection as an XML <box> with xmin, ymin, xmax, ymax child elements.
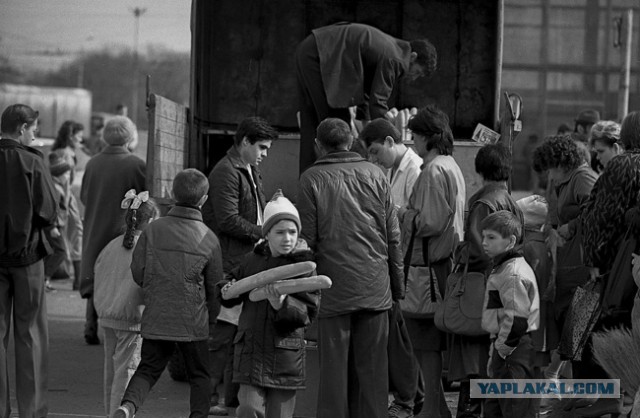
<box><xmin>396</xmin><ymin>147</ymin><xmax>420</xmax><ymax>174</ymax></box>
<box><xmin>226</xmin><ymin>146</ymin><xmax>252</xmax><ymax>170</ymax></box>
<box><xmin>167</xmin><ymin>205</ymin><xmax>203</xmax><ymax>221</ymax></box>
<box><xmin>554</xmin><ymin>163</ymin><xmax>591</xmax><ymax>188</ymax></box>
<box><xmin>102</xmin><ymin>145</ymin><xmax>131</xmax><ymax>154</ymax></box>
<box><xmin>314</xmin><ymin>150</ymin><xmax>365</xmax><ymax>165</ymax></box>
<box><xmin>0</xmin><ymin>138</ymin><xmax>44</xmax><ymax>157</ymax></box>
<box><xmin>492</xmin><ymin>248</ymin><xmax>522</xmax><ymax>269</ymax></box>
<box><xmin>477</xmin><ymin>181</ymin><xmax>509</xmax><ymax>195</ymax></box>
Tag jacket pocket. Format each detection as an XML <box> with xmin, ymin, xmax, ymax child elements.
<box><xmin>273</xmin><ymin>336</ymin><xmax>305</xmax><ymax>379</ymax></box>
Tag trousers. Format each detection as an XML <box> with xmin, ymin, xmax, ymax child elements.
<box><xmin>236</xmin><ymin>384</ymin><xmax>296</xmax><ymax>418</ymax></box>
<box><xmin>121</xmin><ymin>338</ymin><xmax>210</xmax><ymax>418</ymax></box>
<box><xmin>103</xmin><ymin>327</ymin><xmax>142</xmax><ymax>416</ymax></box>
<box><xmin>0</xmin><ymin>261</ymin><xmax>49</xmax><ymax>418</ymax></box>
<box><xmin>317</xmin><ymin>310</ymin><xmax>389</xmax><ymax>418</ymax></box>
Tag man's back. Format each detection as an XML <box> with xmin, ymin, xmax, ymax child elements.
<box><xmin>131</xmin><ymin>206</ymin><xmax>222</xmax><ymax>341</ymax></box>
<box><xmin>0</xmin><ymin>138</ymin><xmax>57</xmax><ymax>265</ymax></box>
<box><xmin>298</xmin><ymin>150</ymin><xmax>403</xmax><ymax>317</ymax></box>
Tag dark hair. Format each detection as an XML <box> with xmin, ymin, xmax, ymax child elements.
<box><xmin>481</xmin><ymin>210</ymin><xmax>523</xmax><ymax>244</ymax></box>
<box><xmin>234</xmin><ymin>116</ymin><xmax>278</xmax><ymax>146</ymax></box>
<box><xmin>317</xmin><ymin>118</ymin><xmax>353</xmax><ymax>150</ymax></box>
<box><xmin>359</xmin><ymin>118</ymin><xmax>402</xmax><ymax>147</ymax></box>
<box><xmin>532</xmin><ymin>134</ymin><xmax>582</xmax><ymax>172</ymax></box>
<box><xmin>173</xmin><ymin>168</ymin><xmax>209</xmax><ymax>206</ymax></box>
<box><xmin>52</xmin><ymin>120</ymin><xmax>84</xmax><ymax>151</ymax></box>
<box><xmin>620</xmin><ymin>111</ymin><xmax>640</xmax><ymax>150</ymax></box>
<box><xmin>409</xmin><ymin>39</ymin><xmax>437</xmax><ymax>77</ymax></box>
<box><xmin>407</xmin><ymin>105</ymin><xmax>454</xmax><ymax>156</ymax></box>
<box><xmin>123</xmin><ymin>198</ymin><xmax>160</xmax><ymax>249</ymax></box>
<box><xmin>1</xmin><ymin>104</ymin><xmax>39</xmax><ymax>135</ymax></box>
<box><xmin>475</xmin><ymin>144</ymin><xmax>511</xmax><ymax>182</ymax></box>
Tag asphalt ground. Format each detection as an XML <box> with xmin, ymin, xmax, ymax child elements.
<box><xmin>7</xmin><ymin>276</ymin><xmax>459</xmax><ymax>418</ymax></box>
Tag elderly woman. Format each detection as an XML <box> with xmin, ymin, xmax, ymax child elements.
<box><xmin>589</xmin><ymin>120</ymin><xmax>623</xmax><ymax>171</ymax></box>
<box><xmin>447</xmin><ymin>143</ymin><xmax>523</xmax><ymax>417</ymax></box>
<box><xmin>533</xmin><ymin>135</ymin><xmax>597</xmax><ymax>326</ymax></box>
<box><xmin>79</xmin><ymin>116</ymin><xmax>146</xmax><ymax>345</ymax></box>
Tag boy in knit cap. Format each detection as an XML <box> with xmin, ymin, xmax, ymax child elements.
<box><xmin>114</xmin><ymin>168</ymin><xmax>223</xmax><ymax>418</ymax></box>
<box><xmin>43</xmin><ymin>150</ymin><xmax>74</xmax><ymax>290</ymax></box>
<box><xmin>219</xmin><ymin>190</ymin><xmax>320</xmax><ymax>418</ymax></box>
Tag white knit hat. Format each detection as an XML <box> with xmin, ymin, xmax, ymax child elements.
<box><xmin>516</xmin><ymin>195</ymin><xmax>548</xmax><ymax>229</ymax></box>
<box><xmin>262</xmin><ymin>189</ymin><xmax>301</xmax><ymax>236</ymax></box>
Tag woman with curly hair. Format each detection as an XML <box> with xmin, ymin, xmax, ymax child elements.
<box><xmin>52</xmin><ymin>120</ymin><xmax>84</xmax><ymax>172</ymax></box>
<box><xmin>533</xmin><ymin>135</ymin><xmax>597</xmax><ymax>328</ymax></box>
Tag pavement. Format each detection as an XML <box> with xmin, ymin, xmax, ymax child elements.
<box><xmin>7</xmin><ymin>277</ymin><xmax>459</xmax><ymax>418</ymax></box>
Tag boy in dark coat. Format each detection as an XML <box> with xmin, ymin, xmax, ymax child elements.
<box><xmin>114</xmin><ymin>169</ymin><xmax>223</xmax><ymax>418</ymax></box>
<box><xmin>220</xmin><ymin>190</ymin><xmax>320</xmax><ymax>418</ymax></box>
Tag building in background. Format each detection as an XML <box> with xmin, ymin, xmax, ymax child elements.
<box><xmin>503</xmin><ymin>0</ymin><xmax>640</xmax><ymax>189</ymax></box>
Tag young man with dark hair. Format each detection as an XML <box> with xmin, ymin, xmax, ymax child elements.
<box><xmin>361</xmin><ymin>118</ymin><xmax>423</xmax><ymax>208</ymax></box>
<box><xmin>298</xmin><ymin>117</ymin><xmax>404</xmax><ymax>418</ymax></box>
<box><xmin>295</xmin><ymin>22</ymin><xmax>437</xmax><ymax>173</ymax></box>
<box><xmin>201</xmin><ymin>116</ymin><xmax>278</xmax><ymax>415</ymax></box>
<box><xmin>0</xmin><ymin>104</ymin><xmax>58</xmax><ymax>417</ymax></box>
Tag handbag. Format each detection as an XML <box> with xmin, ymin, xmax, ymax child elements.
<box><xmin>434</xmin><ymin>244</ymin><xmax>487</xmax><ymax>336</ymax></box>
<box><xmin>399</xmin><ymin>214</ymin><xmax>441</xmax><ymax>318</ymax></box>
<box><xmin>558</xmin><ymin>277</ymin><xmax>602</xmax><ymax>361</ymax></box>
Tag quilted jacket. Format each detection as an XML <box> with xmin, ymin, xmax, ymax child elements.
<box><xmin>131</xmin><ymin>205</ymin><xmax>223</xmax><ymax>341</ymax></box>
<box><xmin>220</xmin><ymin>240</ymin><xmax>319</xmax><ymax>390</ymax></box>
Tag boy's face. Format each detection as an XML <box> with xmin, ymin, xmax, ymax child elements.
<box><xmin>482</xmin><ymin>229</ymin><xmax>515</xmax><ymax>259</ymax></box>
<box><xmin>266</xmin><ymin>220</ymin><xmax>298</xmax><ymax>256</ymax></box>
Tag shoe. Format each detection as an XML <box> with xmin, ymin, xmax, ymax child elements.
<box><xmin>84</xmin><ymin>334</ymin><xmax>101</xmax><ymax>345</ymax></box>
<box><xmin>209</xmin><ymin>404</ymin><xmax>228</xmax><ymax>416</ymax></box>
<box><xmin>45</xmin><ymin>279</ymin><xmax>55</xmax><ymax>292</ymax></box>
<box><xmin>113</xmin><ymin>402</ymin><xmax>135</xmax><ymax>418</ymax></box>
<box><xmin>388</xmin><ymin>402</ymin><xmax>414</xmax><ymax>418</ymax></box>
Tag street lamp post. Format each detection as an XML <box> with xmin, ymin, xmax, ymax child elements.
<box><xmin>131</xmin><ymin>7</ymin><xmax>146</xmax><ymax>124</ymax></box>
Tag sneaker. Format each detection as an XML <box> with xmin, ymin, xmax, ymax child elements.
<box><xmin>209</xmin><ymin>404</ymin><xmax>228</xmax><ymax>416</ymax></box>
<box><xmin>113</xmin><ymin>402</ymin><xmax>135</xmax><ymax>418</ymax></box>
<box><xmin>388</xmin><ymin>402</ymin><xmax>413</xmax><ymax>418</ymax></box>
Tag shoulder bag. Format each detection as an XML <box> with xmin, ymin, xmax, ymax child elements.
<box><xmin>434</xmin><ymin>243</ymin><xmax>488</xmax><ymax>335</ymax></box>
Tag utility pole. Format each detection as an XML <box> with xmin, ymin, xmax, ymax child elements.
<box><xmin>131</xmin><ymin>7</ymin><xmax>147</xmax><ymax>124</ymax></box>
<box><xmin>617</xmin><ymin>9</ymin><xmax>633</xmax><ymax>121</ymax></box>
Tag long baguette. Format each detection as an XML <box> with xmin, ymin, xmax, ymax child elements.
<box><xmin>222</xmin><ymin>261</ymin><xmax>316</xmax><ymax>300</ymax></box>
<box><xmin>248</xmin><ymin>275</ymin><xmax>332</xmax><ymax>302</ymax></box>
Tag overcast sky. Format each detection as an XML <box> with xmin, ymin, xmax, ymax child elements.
<box><xmin>0</xmin><ymin>0</ymin><xmax>191</xmax><ymax>71</ymax></box>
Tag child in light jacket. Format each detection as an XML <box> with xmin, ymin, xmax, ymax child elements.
<box><xmin>94</xmin><ymin>190</ymin><xmax>159</xmax><ymax>417</ymax></box>
<box><xmin>481</xmin><ymin>210</ymin><xmax>540</xmax><ymax>418</ymax></box>
<box><xmin>220</xmin><ymin>191</ymin><xmax>320</xmax><ymax>418</ymax></box>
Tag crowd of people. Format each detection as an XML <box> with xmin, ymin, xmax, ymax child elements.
<box><xmin>1</xmin><ymin>23</ymin><xmax>640</xmax><ymax>418</ymax></box>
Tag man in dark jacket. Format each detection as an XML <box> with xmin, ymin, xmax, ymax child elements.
<box><xmin>297</xmin><ymin>118</ymin><xmax>403</xmax><ymax>418</ymax></box>
<box><xmin>201</xmin><ymin>116</ymin><xmax>277</xmax><ymax>415</ymax></box>
<box><xmin>79</xmin><ymin>116</ymin><xmax>146</xmax><ymax>345</ymax></box>
<box><xmin>295</xmin><ymin>22</ymin><xmax>437</xmax><ymax>172</ymax></box>
<box><xmin>0</xmin><ymin>104</ymin><xmax>58</xmax><ymax>418</ymax></box>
